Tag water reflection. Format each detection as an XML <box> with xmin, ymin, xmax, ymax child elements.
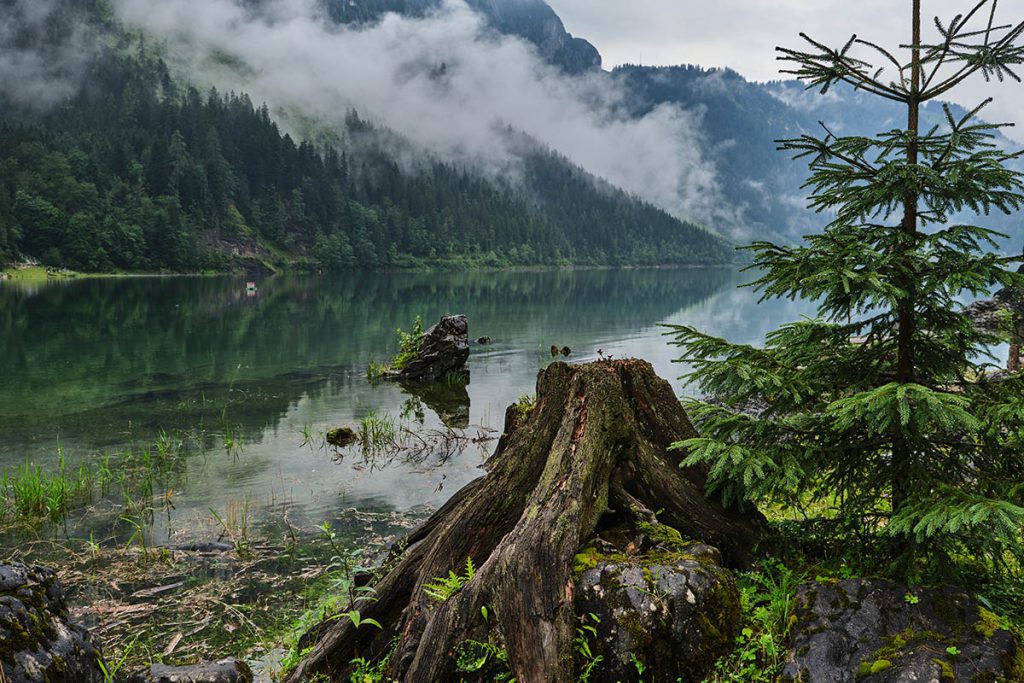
<box><xmin>0</xmin><ymin>268</ymin><xmax>814</xmax><ymax>543</ymax></box>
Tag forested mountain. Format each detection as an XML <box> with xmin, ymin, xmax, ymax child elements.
<box><xmin>4</xmin><ymin>0</ymin><xmax>1018</xmax><ymax>273</ymax></box>
<box><xmin>614</xmin><ymin>64</ymin><xmax>1023</xmax><ymax>246</ymax></box>
<box><xmin>314</xmin><ymin>0</ymin><xmax>601</xmax><ymax>73</ymax></box>
<box><xmin>0</xmin><ymin>0</ymin><xmax>726</xmax><ymax>272</ymax></box>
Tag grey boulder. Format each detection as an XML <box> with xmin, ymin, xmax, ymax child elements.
<box><xmin>0</xmin><ymin>562</ymin><xmax>104</xmax><ymax>683</ymax></box>
<box><xmin>128</xmin><ymin>659</ymin><xmax>254</xmax><ymax>683</ymax></box>
<box><xmin>783</xmin><ymin>578</ymin><xmax>1023</xmax><ymax>682</ymax></box>
<box><xmin>573</xmin><ymin>544</ymin><xmax>741</xmax><ymax>682</ymax></box>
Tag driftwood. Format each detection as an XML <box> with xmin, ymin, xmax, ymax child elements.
<box><xmin>287</xmin><ymin>359</ymin><xmax>764</xmax><ymax>683</ymax></box>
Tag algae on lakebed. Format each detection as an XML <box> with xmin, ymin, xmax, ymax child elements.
<box><xmin>1</xmin><ymin>506</ymin><xmax>425</xmax><ymax>679</ymax></box>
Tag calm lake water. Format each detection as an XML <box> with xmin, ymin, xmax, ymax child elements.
<box><xmin>0</xmin><ymin>268</ymin><xmax>814</xmax><ymax>547</ymax></box>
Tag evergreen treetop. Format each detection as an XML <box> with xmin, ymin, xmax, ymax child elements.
<box><xmin>670</xmin><ymin>0</ymin><xmax>1024</xmax><ymax>576</ymax></box>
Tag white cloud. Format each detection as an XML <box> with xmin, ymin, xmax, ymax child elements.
<box><xmin>547</xmin><ymin>0</ymin><xmax>1024</xmax><ymax>142</ymax></box>
<box><xmin>0</xmin><ymin>0</ymin><xmax>95</xmax><ymax>109</ymax></box>
<box><xmin>112</xmin><ymin>0</ymin><xmax>739</xmax><ymax>230</ymax></box>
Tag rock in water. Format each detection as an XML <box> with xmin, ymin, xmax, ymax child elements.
<box><xmin>128</xmin><ymin>660</ymin><xmax>254</xmax><ymax>683</ymax></box>
<box><xmin>783</xmin><ymin>579</ymin><xmax>1024</xmax><ymax>682</ymax></box>
<box><xmin>0</xmin><ymin>562</ymin><xmax>104</xmax><ymax>683</ymax></box>
<box><xmin>326</xmin><ymin>427</ymin><xmax>358</xmax><ymax>447</ymax></box>
<box><xmin>392</xmin><ymin>314</ymin><xmax>470</xmax><ymax>382</ymax></box>
<box><xmin>574</xmin><ymin>544</ymin><xmax>741</xmax><ymax>683</ymax></box>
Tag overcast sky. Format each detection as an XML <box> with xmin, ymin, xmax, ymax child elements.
<box><xmin>546</xmin><ymin>0</ymin><xmax>1024</xmax><ymax>137</ymax></box>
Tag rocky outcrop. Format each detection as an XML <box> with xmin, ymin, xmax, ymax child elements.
<box><xmin>388</xmin><ymin>314</ymin><xmax>470</xmax><ymax>383</ymax></box>
<box><xmin>0</xmin><ymin>563</ymin><xmax>104</xmax><ymax>683</ymax></box>
<box><xmin>574</xmin><ymin>543</ymin><xmax>741</xmax><ymax>683</ymax></box>
<box><xmin>965</xmin><ymin>271</ymin><xmax>1024</xmax><ymax>371</ymax></box>
<box><xmin>965</xmin><ymin>267</ymin><xmax>1024</xmax><ymax>334</ymax></box>
<box><xmin>128</xmin><ymin>659</ymin><xmax>254</xmax><ymax>683</ymax></box>
<box><xmin>783</xmin><ymin>579</ymin><xmax>1024</xmax><ymax>682</ymax></box>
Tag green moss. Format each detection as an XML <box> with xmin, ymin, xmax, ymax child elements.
<box><xmin>932</xmin><ymin>657</ymin><xmax>956</xmax><ymax>681</ymax></box>
<box><xmin>869</xmin><ymin>627</ymin><xmax>953</xmax><ymax>669</ymax></box>
<box><xmin>1009</xmin><ymin>638</ymin><xmax>1024</xmax><ymax>681</ymax></box>
<box><xmin>572</xmin><ymin>547</ymin><xmax>600</xmax><ymax>576</ymax></box>
<box><xmin>614</xmin><ymin>609</ymin><xmax>653</xmax><ymax>650</ymax></box>
<box><xmin>696</xmin><ymin>612</ymin><xmax>725</xmax><ymax>646</ymax></box>
<box><xmin>636</xmin><ymin>520</ymin><xmax>689</xmax><ymax>549</ymax></box>
<box><xmin>523</xmin><ymin>503</ymin><xmax>540</xmax><ymax>523</ymax></box>
<box><xmin>857</xmin><ymin>659</ymin><xmax>892</xmax><ymax>676</ymax></box>
<box><xmin>975</xmin><ymin>607</ymin><xmax>1005</xmax><ymax>638</ymax></box>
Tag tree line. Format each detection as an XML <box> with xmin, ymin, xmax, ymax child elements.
<box><xmin>0</xmin><ymin>2</ymin><xmax>730</xmax><ymax>272</ymax></box>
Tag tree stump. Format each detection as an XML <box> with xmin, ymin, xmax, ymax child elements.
<box><xmin>287</xmin><ymin>359</ymin><xmax>764</xmax><ymax>683</ymax></box>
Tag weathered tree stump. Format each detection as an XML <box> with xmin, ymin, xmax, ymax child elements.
<box><xmin>287</xmin><ymin>359</ymin><xmax>764</xmax><ymax>683</ymax></box>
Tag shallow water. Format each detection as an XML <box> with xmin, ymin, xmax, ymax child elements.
<box><xmin>0</xmin><ymin>268</ymin><xmax>814</xmax><ymax>546</ymax></box>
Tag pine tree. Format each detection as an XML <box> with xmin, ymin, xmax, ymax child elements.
<box><xmin>670</xmin><ymin>0</ymin><xmax>1024</xmax><ymax>574</ymax></box>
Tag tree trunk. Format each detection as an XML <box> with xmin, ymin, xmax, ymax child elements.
<box><xmin>892</xmin><ymin>0</ymin><xmax>922</xmax><ymax>522</ymax></box>
<box><xmin>286</xmin><ymin>359</ymin><xmax>764</xmax><ymax>683</ymax></box>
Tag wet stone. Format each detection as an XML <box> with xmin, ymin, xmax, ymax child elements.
<box><xmin>783</xmin><ymin>579</ymin><xmax>1024</xmax><ymax>683</ymax></box>
<box><xmin>389</xmin><ymin>314</ymin><xmax>470</xmax><ymax>383</ymax></box>
<box><xmin>573</xmin><ymin>546</ymin><xmax>741</xmax><ymax>683</ymax></box>
<box><xmin>0</xmin><ymin>562</ymin><xmax>104</xmax><ymax>683</ymax></box>
<box><xmin>128</xmin><ymin>660</ymin><xmax>254</xmax><ymax>683</ymax></box>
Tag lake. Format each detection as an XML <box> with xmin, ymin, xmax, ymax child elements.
<box><xmin>0</xmin><ymin>268</ymin><xmax>814</xmax><ymax>547</ymax></box>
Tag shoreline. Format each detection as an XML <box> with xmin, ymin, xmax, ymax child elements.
<box><xmin>2</xmin><ymin>261</ymin><xmax>743</xmax><ymax>284</ymax></box>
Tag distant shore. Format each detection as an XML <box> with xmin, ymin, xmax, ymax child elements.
<box><xmin>2</xmin><ymin>261</ymin><xmax>741</xmax><ymax>284</ymax></box>
<box><xmin>0</xmin><ymin>265</ymin><xmax>221</xmax><ymax>283</ymax></box>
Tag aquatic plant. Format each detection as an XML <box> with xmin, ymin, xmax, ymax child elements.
<box><xmin>0</xmin><ymin>436</ymin><xmax>192</xmax><ymax>528</ymax></box>
<box><xmin>358</xmin><ymin>411</ymin><xmax>397</xmax><ymax>453</ymax></box>
<box><xmin>366</xmin><ymin>316</ymin><xmax>425</xmax><ymax>380</ymax></box>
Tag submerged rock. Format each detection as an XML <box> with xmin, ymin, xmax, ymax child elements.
<box><xmin>476</xmin><ymin>336</ymin><xmax>492</xmax><ymax>345</ymax></box>
<box><xmin>389</xmin><ymin>314</ymin><xmax>470</xmax><ymax>383</ymax></box>
<box><xmin>573</xmin><ymin>543</ymin><xmax>741</xmax><ymax>683</ymax></box>
<box><xmin>167</xmin><ymin>541</ymin><xmax>234</xmax><ymax>553</ymax></box>
<box><xmin>0</xmin><ymin>562</ymin><xmax>104</xmax><ymax>683</ymax></box>
<box><xmin>325</xmin><ymin>426</ymin><xmax>358</xmax><ymax>448</ymax></box>
<box><xmin>783</xmin><ymin>578</ymin><xmax>1024</xmax><ymax>683</ymax></box>
<box><xmin>128</xmin><ymin>660</ymin><xmax>254</xmax><ymax>683</ymax></box>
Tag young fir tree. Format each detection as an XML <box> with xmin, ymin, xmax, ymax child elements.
<box><xmin>670</xmin><ymin>0</ymin><xmax>1024</xmax><ymax>574</ymax></box>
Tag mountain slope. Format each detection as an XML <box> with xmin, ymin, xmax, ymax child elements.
<box><xmin>0</xmin><ymin>0</ymin><xmax>730</xmax><ymax>271</ymax></box>
<box><xmin>613</xmin><ymin>64</ymin><xmax>1023</xmax><ymax>247</ymax></box>
<box><xmin>316</xmin><ymin>0</ymin><xmax>600</xmax><ymax>73</ymax></box>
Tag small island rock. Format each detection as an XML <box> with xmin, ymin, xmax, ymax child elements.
<box><xmin>326</xmin><ymin>427</ymin><xmax>358</xmax><ymax>448</ymax></box>
<box><xmin>390</xmin><ymin>314</ymin><xmax>470</xmax><ymax>383</ymax></box>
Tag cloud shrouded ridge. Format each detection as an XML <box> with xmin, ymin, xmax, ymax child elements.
<box><xmin>111</xmin><ymin>0</ymin><xmax>739</xmax><ymax>233</ymax></box>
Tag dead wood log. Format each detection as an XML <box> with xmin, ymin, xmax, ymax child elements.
<box><xmin>287</xmin><ymin>359</ymin><xmax>764</xmax><ymax>683</ymax></box>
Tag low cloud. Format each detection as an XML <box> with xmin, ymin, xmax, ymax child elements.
<box><xmin>112</xmin><ymin>0</ymin><xmax>739</xmax><ymax>233</ymax></box>
<box><xmin>0</xmin><ymin>0</ymin><xmax>95</xmax><ymax>110</ymax></box>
